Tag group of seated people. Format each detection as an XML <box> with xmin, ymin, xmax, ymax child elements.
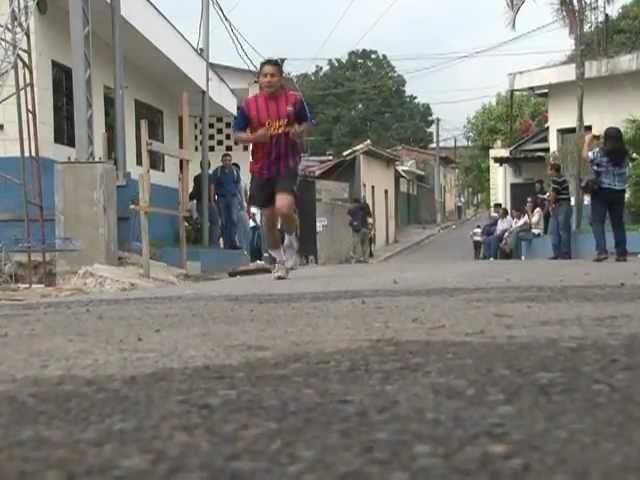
<box><xmin>471</xmin><ymin>198</ymin><xmax>546</xmax><ymax>261</ymax></box>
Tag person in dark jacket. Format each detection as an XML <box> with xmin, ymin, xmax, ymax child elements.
<box><xmin>348</xmin><ymin>198</ymin><xmax>372</xmax><ymax>263</ymax></box>
<box><xmin>189</xmin><ymin>160</ymin><xmax>221</xmax><ymax>246</ymax></box>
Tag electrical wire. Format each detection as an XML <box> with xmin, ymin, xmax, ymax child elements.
<box><xmin>211</xmin><ymin>0</ymin><xmax>257</xmax><ymax>70</ymax></box>
<box><xmin>196</xmin><ymin>1</ymin><xmax>204</xmax><ymax>49</ymax></box>
<box><xmin>214</xmin><ymin>0</ymin><xmax>264</xmax><ymax>61</ymax></box>
<box><xmin>403</xmin><ymin>20</ymin><xmax>560</xmax><ymax>77</ymax></box>
<box><xmin>354</xmin><ymin>0</ymin><xmax>402</xmax><ymax>47</ymax></box>
<box><xmin>314</xmin><ymin>0</ymin><xmax>358</xmax><ymax>60</ymax></box>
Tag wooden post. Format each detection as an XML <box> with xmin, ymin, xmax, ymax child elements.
<box><xmin>139</xmin><ymin>120</ymin><xmax>151</xmax><ymax>278</ymax></box>
<box><xmin>179</xmin><ymin>93</ymin><xmax>190</xmax><ymax>270</ymax></box>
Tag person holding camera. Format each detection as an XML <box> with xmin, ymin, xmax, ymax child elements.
<box><xmin>583</xmin><ymin>127</ymin><xmax>632</xmax><ymax>263</ymax></box>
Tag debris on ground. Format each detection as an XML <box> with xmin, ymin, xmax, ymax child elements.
<box><xmin>70</xmin><ymin>263</ymin><xmax>181</xmax><ymax>292</ymax></box>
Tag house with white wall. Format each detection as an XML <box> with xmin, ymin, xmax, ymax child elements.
<box><xmin>0</xmin><ymin>0</ymin><xmax>255</xmax><ymax>253</ymax></box>
<box><xmin>307</xmin><ymin>140</ymin><xmax>399</xmax><ymax>251</ymax></box>
<box><xmin>491</xmin><ymin>50</ymin><xmax>640</xmax><ymax>210</ymax></box>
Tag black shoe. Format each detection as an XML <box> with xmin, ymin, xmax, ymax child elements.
<box><xmin>594</xmin><ymin>254</ymin><xmax>609</xmax><ymax>263</ymax></box>
<box><xmin>560</xmin><ymin>256</ymin><xmax>572</xmax><ymax>260</ymax></box>
<box><xmin>548</xmin><ymin>256</ymin><xmax>559</xmax><ymax>260</ymax></box>
<box><xmin>616</xmin><ymin>256</ymin><xmax>628</xmax><ymax>263</ymax></box>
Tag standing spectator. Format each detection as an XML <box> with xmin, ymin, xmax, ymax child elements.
<box><xmin>583</xmin><ymin>127</ymin><xmax>633</xmax><ymax>262</ymax></box>
<box><xmin>188</xmin><ymin>160</ymin><xmax>221</xmax><ymax>246</ymax></box>
<box><xmin>469</xmin><ymin>224</ymin><xmax>483</xmax><ymax>260</ymax></box>
<box><xmin>211</xmin><ymin>153</ymin><xmax>241</xmax><ymax>249</ymax></box>
<box><xmin>348</xmin><ymin>197</ymin><xmax>372</xmax><ymax>263</ymax></box>
<box><xmin>482</xmin><ymin>208</ymin><xmax>513</xmax><ymax>260</ymax></box>
<box><xmin>535</xmin><ymin>179</ymin><xmax>550</xmax><ymax>234</ymax></box>
<box><xmin>232</xmin><ymin>162</ymin><xmax>251</xmax><ymax>255</ymax></box>
<box><xmin>548</xmin><ymin>163</ymin><xmax>572</xmax><ymax>260</ymax></box>
<box><xmin>481</xmin><ymin>203</ymin><xmax>502</xmax><ymax>238</ymax></box>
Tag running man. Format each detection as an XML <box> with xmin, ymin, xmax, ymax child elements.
<box><xmin>233</xmin><ymin>59</ymin><xmax>310</xmax><ymax>280</ymax></box>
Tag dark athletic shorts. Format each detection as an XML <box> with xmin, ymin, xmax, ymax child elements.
<box><xmin>249</xmin><ymin>168</ymin><xmax>298</xmax><ymax>209</ymax></box>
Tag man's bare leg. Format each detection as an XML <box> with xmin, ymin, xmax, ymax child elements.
<box><xmin>276</xmin><ymin>192</ymin><xmax>299</xmax><ymax>269</ymax></box>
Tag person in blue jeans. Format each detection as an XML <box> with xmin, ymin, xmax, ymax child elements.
<box><xmin>211</xmin><ymin>153</ymin><xmax>241</xmax><ymax>250</ymax></box>
<box><xmin>583</xmin><ymin>128</ymin><xmax>632</xmax><ymax>262</ymax></box>
<box><xmin>548</xmin><ymin>163</ymin><xmax>572</xmax><ymax>260</ymax></box>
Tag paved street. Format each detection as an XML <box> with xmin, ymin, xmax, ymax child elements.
<box><xmin>1</xmin><ymin>222</ymin><xmax>640</xmax><ymax>479</ymax></box>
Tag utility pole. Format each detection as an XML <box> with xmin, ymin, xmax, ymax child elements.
<box><xmin>574</xmin><ymin>0</ymin><xmax>587</xmax><ymax>230</ymax></box>
<box><xmin>69</xmin><ymin>0</ymin><xmax>94</xmax><ymax>162</ymax></box>
<box><xmin>200</xmin><ymin>0</ymin><xmax>211</xmax><ymax>246</ymax></box>
<box><xmin>111</xmin><ymin>0</ymin><xmax>126</xmax><ymax>179</ymax></box>
<box><xmin>435</xmin><ymin>117</ymin><xmax>442</xmax><ymax>225</ymax></box>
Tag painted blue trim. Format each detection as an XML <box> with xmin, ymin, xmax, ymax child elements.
<box><xmin>1</xmin><ymin>157</ymin><xmax>183</xmax><ymax>251</ymax></box>
<box><xmin>158</xmin><ymin>246</ymin><xmax>249</xmax><ymax>273</ymax></box>
<box><xmin>523</xmin><ymin>231</ymin><xmax>640</xmax><ymax>259</ymax></box>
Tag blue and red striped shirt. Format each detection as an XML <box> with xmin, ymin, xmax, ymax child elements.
<box><xmin>233</xmin><ymin>89</ymin><xmax>309</xmax><ymax>179</ymax></box>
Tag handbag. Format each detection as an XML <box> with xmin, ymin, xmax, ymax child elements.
<box><xmin>581</xmin><ymin>170</ymin><xmax>601</xmax><ymax>195</ymax></box>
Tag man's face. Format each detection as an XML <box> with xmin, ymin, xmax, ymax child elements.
<box><xmin>259</xmin><ymin>65</ymin><xmax>283</xmax><ymax>95</ymax></box>
<box><xmin>535</xmin><ymin>183</ymin><xmax>542</xmax><ymax>193</ymax></box>
<box><xmin>222</xmin><ymin>155</ymin><xmax>232</xmax><ymax>168</ymax></box>
<box><xmin>548</xmin><ymin>167</ymin><xmax>558</xmax><ymax>177</ymax></box>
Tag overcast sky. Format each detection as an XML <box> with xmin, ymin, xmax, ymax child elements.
<box><xmin>154</xmin><ymin>0</ymin><xmax>628</xmax><ymax>141</ymax></box>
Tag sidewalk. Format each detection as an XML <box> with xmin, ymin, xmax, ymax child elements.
<box><xmin>372</xmin><ymin>223</ymin><xmax>450</xmax><ymax>263</ymax></box>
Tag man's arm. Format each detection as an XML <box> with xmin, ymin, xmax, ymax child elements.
<box><xmin>233</xmin><ymin>105</ymin><xmax>270</xmax><ymax>145</ymax></box>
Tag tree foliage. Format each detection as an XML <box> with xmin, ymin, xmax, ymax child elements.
<box><xmin>579</xmin><ymin>0</ymin><xmax>640</xmax><ymax>60</ymax></box>
<box><xmin>457</xmin><ymin>93</ymin><xmax>546</xmax><ymax>205</ymax></box>
<box><xmin>624</xmin><ymin>117</ymin><xmax>640</xmax><ymax>219</ymax></box>
<box><xmin>296</xmin><ymin>49</ymin><xmax>434</xmax><ymax>156</ymax></box>
<box><xmin>464</xmin><ymin>93</ymin><xmax>547</xmax><ymax>149</ymax></box>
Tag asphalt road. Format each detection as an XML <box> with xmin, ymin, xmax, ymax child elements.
<box><xmin>1</xmin><ymin>223</ymin><xmax>639</xmax><ymax>479</ymax></box>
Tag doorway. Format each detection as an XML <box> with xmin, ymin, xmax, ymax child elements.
<box><xmin>384</xmin><ymin>189</ymin><xmax>390</xmax><ymax>246</ymax></box>
<box><xmin>510</xmin><ymin>182</ymin><xmax>536</xmax><ymax>212</ymax></box>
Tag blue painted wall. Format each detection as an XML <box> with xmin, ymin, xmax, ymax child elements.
<box><xmin>1</xmin><ymin>156</ymin><xmax>180</xmax><ymax>252</ymax></box>
<box><xmin>116</xmin><ymin>174</ymin><xmax>181</xmax><ymax>250</ymax></box>
<box><xmin>0</xmin><ymin>157</ymin><xmax>56</xmax><ymax>246</ymax></box>
<box><xmin>523</xmin><ymin>231</ymin><xmax>640</xmax><ymax>259</ymax></box>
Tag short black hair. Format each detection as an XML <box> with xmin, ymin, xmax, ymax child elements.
<box><xmin>221</xmin><ymin>153</ymin><xmax>232</xmax><ymax>161</ymax></box>
<box><xmin>535</xmin><ymin>179</ymin><xmax>544</xmax><ymax>186</ymax></box>
<box><xmin>259</xmin><ymin>59</ymin><xmax>284</xmax><ymax>76</ymax></box>
<box><xmin>549</xmin><ymin>163</ymin><xmax>562</xmax><ymax>174</ymax></box>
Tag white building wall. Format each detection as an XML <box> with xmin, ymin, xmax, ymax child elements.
<box><xmin>0</xmin><ymin>3</ymin><xmax>241</xmax><ymax>191</ymax></box>
<box><xmin>32</xmin><ymin>5</ymin><xmax>183</xmax><ymax>188</ymax></box>
<box><xmin>548</xmin><ymin>72</ymin><xmax>640</xmax><ymax>152</ymax></box>
<box><xmin>361</xmin><ymin>153</ymin><xmax>396</xmax><ymax>248</ymax></box>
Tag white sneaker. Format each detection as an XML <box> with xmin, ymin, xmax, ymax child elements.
<box><xmin>272</xmin><ymin>261</ymin><xmax>289</xmax><ymax>280</ymax></box>
<box><xmin>283</xmin><ymin>234</ymin><xmax>299</xmax><ymax>270</ymax></box>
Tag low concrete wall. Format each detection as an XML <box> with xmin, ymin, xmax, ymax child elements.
<box><xmin>316</xmin><ymin>200</ymin><xmax>352</xmax><ymax>265</ymax></box>
<box><xmin>55</xmin><ymin>162</ymin><xmax>118</xmax><ymax>272</ymax></box>
<box><xmin>523</xmin><ymin>231</ymin><xmax>640</xmax><ymax>259</ymax></box>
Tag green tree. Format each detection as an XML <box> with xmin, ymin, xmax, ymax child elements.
<box><xmin>624</xmin><ymin>117</ymin><xmax>640</xmax><ymax>219</ymax></box>
<box><xmin>464</xmin><ymin>92</ymin><xmax>546</xmax><ymax>148</ymax></box>
<box><xmin>459</xmin><ymin>93</ymin><xmax>546</xmax><ymax>205</ymax></box>
<box><xmin>578</xmin><ymin>0</ymin><xmax>640</xmax><ymax>60</ymax></box>
<box><xmin>296</xmin><ymin>49</ymin><xmax>433</xmax><ymax>155</ymax></box>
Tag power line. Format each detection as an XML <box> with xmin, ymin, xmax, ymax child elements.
<box><xmin>211</xmin><ymin>0</ymin><xmax>256</xmax><ymax>70</ymax></box>
<box><xmin>403</xmin><ymin>21</ymin><xmax>560</xmax><ymax>78</ymax></box>
<box><xmin>430</xmin><ymin>94</ymin><xmax>494</xmax><ymax>106</ymax></box>
<box><xmin>285</xmin><ymin>49</ymin><xmax>570</xmax><ymax>63</ymax></box>
<box><xmin>196</xmin><ymin>1</ymin><xmax>204</xmax><ymax>49</ymax></box>
<box><xmin>314</xmin><ymin>0</ymin><xmax>358</xmax><ymax>60</ymax></box>
<box><xmin>215</xmin><ymin>0</ymin><xmax>264</xmax><ymax>61</ymax></box>
<box><xmin>354</xmin><ymin>0</ymin><xmax>402</xmax><ymax>47</ymax></box>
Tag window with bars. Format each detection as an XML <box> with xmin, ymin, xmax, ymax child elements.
<box><xmin>52</xmin><ymin>61</ymin><xmax>75</xmax><ymax>147</ymax></box>
<box><xmin>135</xmin><ymin>99</ymin><xmax>165</xmax><ymax>172</ymax></box>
